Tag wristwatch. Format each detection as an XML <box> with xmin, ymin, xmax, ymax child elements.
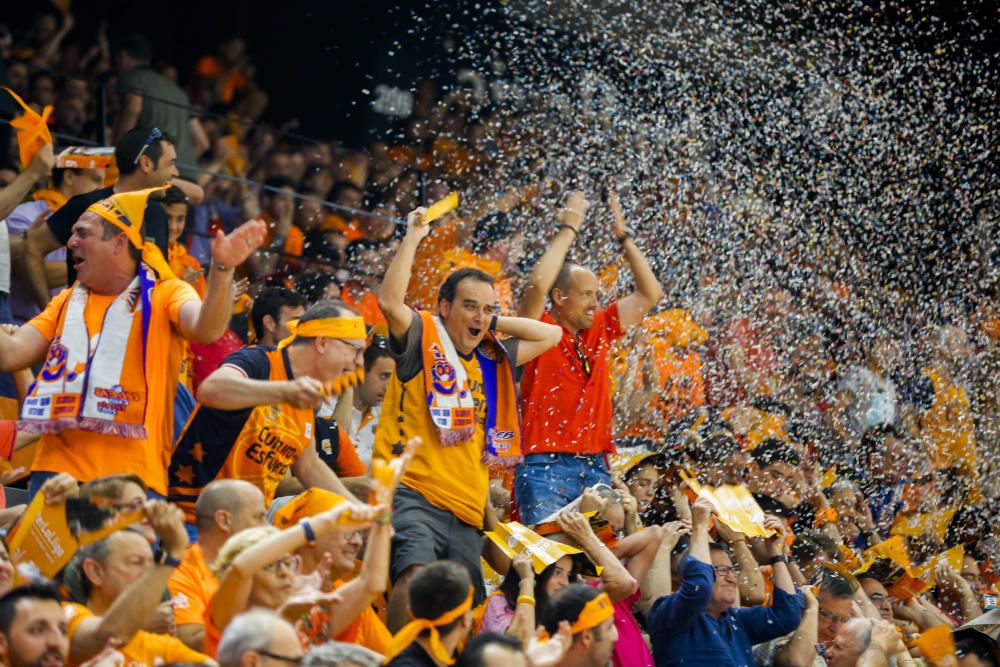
<box><xmin>154</xmin><ymin>547</ymin><xmax>182</xmax><ymax>568</ymax></box>
<box><xmin>767</xmin><ymin>555</ymin><xmax>789</xmax><ymax>566</ymax></box>
<box><xmin>616</xmin><ymin>225</ymin><xmax>636</xmax><ymax>243</ymax></box>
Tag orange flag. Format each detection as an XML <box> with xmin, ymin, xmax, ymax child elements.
<box><xmin>3</xmin><ymin>87</ymin><xmax>53</xmax><ymax>167</ymax></box>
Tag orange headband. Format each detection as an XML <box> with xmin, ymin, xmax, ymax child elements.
<box><xmin>276</xmin><ymin>317</ymin><xmax>366</xmax><ymax>350</ymax></box>
<box><xmin>569</xmin><ymin>592</ymin><xmax>615</xmax><ymax>634</ymax></box>
<box><xmin>383</xmin><ymin>587</ymin><xmax>474</xmax><ymax>666</ymax></box>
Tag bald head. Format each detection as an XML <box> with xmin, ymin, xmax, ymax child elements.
<box><xmin>550</xmin><ymin>262</ymin><xmax>599</xmax><ymax>333</ymax></box>
<box><xmin>195</xmin><ymin>480</ymin><xmax>267</xmax><ymax>534</ymax></box>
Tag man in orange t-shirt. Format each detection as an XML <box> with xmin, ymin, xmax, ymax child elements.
<box><xmin>0</xmin><ymin>187</ymin><xmax>266</xmax><ymax>500</ymax></box>
<box><xmin>516</xmin><ymin>191</ymin><xmax>664</xmax><ymax>524</ymax></box>
<box><xmin>169</xmin><ymin>479</ymin><xmax>267</xmax><ymax>651</ymax></box>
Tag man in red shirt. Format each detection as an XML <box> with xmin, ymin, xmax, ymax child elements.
<box><xmin>516</xmin><ymin>190</ymin><xmax>663</xmax><ymax>524</ymax></box>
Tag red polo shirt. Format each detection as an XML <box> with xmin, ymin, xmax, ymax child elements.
<box><xmin>520</xmin><ymin>304</ymin><xmax>624</xmax><ymax>455</ymax></box>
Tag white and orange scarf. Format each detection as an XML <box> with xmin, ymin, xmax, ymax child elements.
<box><xmin>19</xmin><ymin>269</ymin><xmax>156</xmax><ymax>439</ymax></box>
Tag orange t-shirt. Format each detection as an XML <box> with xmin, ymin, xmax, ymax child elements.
<box><xmin>169</xmin><ymin>543</ymin><xmax>218</xmax><ymax>629</ymax></box>
<box><xmin>341</xmin><ymin>285</ymin><xmax>387</xmax><ymax>333</ymax></box>
<box><xmin>520</xmin><ymin>304</ymin><xmax>624</xmax><ymax>455</ymax></box>
<box><xmin>65</xmin><ymin>602</ymin><xmax>211</xmax><ymax>667</ymax></box>
<box><xmin>28</xmin><ymin>279</ymin><xmax>199</xmax><ymax>495</ymax></box>
<box><xmin>407</xmin><ymin>220</ymin><xmax>459</xmax><ymax>310</ymax></box>
<box><xmin>169</xmin><ymin>242</ymin><xmax>207</xmax><ymax>298</ymax></box>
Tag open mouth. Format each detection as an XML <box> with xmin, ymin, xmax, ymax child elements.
<box><xmin>468</xmin><ymin>327</ymin><xmax>482</xmax><ymax>337</ymax></box>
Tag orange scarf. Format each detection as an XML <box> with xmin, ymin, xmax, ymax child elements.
<box><xmin>418</xmin><ymin>310</ymin><xmax>521</xmax><ymax>463</ymax></box>
<box><xmin>32</xmin><ymin>187</ymin><xmax>67</xmax><ymax>212</ymax></box>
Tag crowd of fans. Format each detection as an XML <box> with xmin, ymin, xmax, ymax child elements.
<box><xmin>0</xmin><ymin>7</ymin><xmax>997</xmax><ymax>667</ymax></box>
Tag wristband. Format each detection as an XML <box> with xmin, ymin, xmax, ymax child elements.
<box><xmin>375</xmin><ymin>510</ymin><xmax>393</xmax><ymax>526</ymax></box>
<box><xmin>767</xmin><ymin>555</ymin><xmax>789</xmax><ymax>566</ymax></box>
<box><xmin>558</xmin><ymin>224</ymin><xmax>579</xmax><ymax>238</ymax></box>
<box><xmin>300</xmin><ymin>519</ymin><xmax>317</xmax><ymax>545</ymax></box>
<box><xmin>153</xmin><ymin>547</ymin><xmax>182</xmax><ymax>568</ymax></box>
<box><xmin>489</xmin><ymin>315</ymin><xmax>498</xmax><ymax>332</ymax></box>
<box><xmin>516</xmin><ymin>595</ymin><xmax>536</xmax><ymax>608</ymax></box>
<box><xmin>213</xmin><ymin>263</ymin><xmax>232</xmax><ymax>272</ymax></box>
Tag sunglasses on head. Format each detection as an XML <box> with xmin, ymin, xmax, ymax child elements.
<box><xmin>133</xmin><ymin>127</ymin><xmax>163</xmax><ymax>165</ymax></box>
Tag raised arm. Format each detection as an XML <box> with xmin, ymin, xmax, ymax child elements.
<box><xmin>178</xmin><ymin>219</ymin><xmax>266</xmax><ymax>343</ymax></box>
<box><xmin>71</xmin><ymin>502</ymin><xmax>189</xmax><ymax>662</ymax></box>
<box><xmin>378</xmin><ymin>208</ymin><xmax>430</xmax><ymax>342</ymax></box>
<box><xmin>713</xmin><ymin>520</ymin><xmax>767</xmax><ymax>606</ymax></box>
<box><xmin>212</xmin><ymin>503</ymin><xmax>375</xmax><ymax>631</ymax></box>
<box><xmin>492</xmin><ymin>315</ymin><xmax>561</xmax><ymax>366</ymax></box>
<box><xmin>773</xmin><ymin>587</ymin><xmax>819</xmax><ymax>667</ymax></box>
<box><xmin>638</xmin><ymin>521</ymin><xmax>689</xmax><ymax>614</ymax></box>
<box><xmin>518</xmin><ymin>192</ymin><xmax>589</xmax><ymax>320</ymax></box>
<box><xmin>196</xmin><ymin>365</ymin><xmax>323</xmax><ymax>411</ymax></box>
<box><xmin>0</xmin><ymin>144</ymin><xmax>54</xmax><ymax>220</ymax></box>
<box><xmin>608</xmin><ymin>191</ymin><xmax>663</xmax><ymax>329</ymax></box>
<box><xmin>556</xmin><ymin>511</ymin><xmax>637</xmax><ymax>602</ymax></box>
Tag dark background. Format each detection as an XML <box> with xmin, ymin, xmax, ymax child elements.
<box><xmin>5</xmin><ymin>0</ymin><xmax>997</xmax><ymax>147</ymax></box>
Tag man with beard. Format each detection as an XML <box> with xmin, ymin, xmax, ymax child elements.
<box><xmin>0</xmin><ymin>583</ymin><xmax>67</xmax><ymax>667</ymax></box>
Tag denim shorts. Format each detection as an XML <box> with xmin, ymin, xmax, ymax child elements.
<box><xmin>514</xmin><ymin>452</ymin><xmax>610</xmax><ymax>525</ymax></box>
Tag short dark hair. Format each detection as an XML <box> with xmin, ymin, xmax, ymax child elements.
<box><xmin>250</xmin><ymin>287</ymin><xmax>306</xmax><ymax>340</ymax></box>
<box><xmin>857</xmin><ymin>424</ymin><xmax>900</xmax><ymax>471</ymax></box>
<box><xmin>264</xmin><ymin>176</ymin><xmax>297</xmax><ymax>193</ymax></box>
<box><xmin>117</xmin><ymin>33</ymin><xmax>152</xmax><ymax>63</ymax></box>
<box><xmin>364</xmin><ymin>336</ymin><xmax>392</xmax><ymax>372</ymax></box>
<box><xmin>539</xmin><ymin>583</ymin><xmax>602</xmax><ymax>636</ymax></box>
<box><xmin>471</xmin><ymin>212</ymin><xmax>511</xmax><ymax>254</ymax></box>
<box><xmin>819</xmin><ymin>570</ymin><xmax>856</xmax><ymax>599</ymax></box>
<box><xmin>752</xmin><ymin>439</ymin><xmax>801</xmax><ymax>468</ymax></box>
<box><xmin>0</xmin><ymin>582</ymin><xmax>62</xmax><ymax>636</ymax></box>
<box><xmin>408</xmin><ymin>561</ymin><xmax>471</xmax><ymax>638</ymax></box>
<box><xmin>161</xmin><ymin>185</ymin><xmax>189</xmax><ymax>208</ymax></box>
<box><xmin>116</xmin><ymin>126</ymin><xmax>175</xmax><ymax>176</ymax></box>
<box><xmin>330</xmin><ymin>181</ymin><xmax>363</xmax><ymax>203</ymax></box>
<box><xmin>50</xmin><ymin>167</ymin><xmax>82</xmax><ymax>189</ymax></box>
<box><xmin>437</xmin><ymin>268</ymin><xmax>494</xmax><ymax>305</ymax></box>
<box><xmin>457</xmin><ymin>633</ymin><xmax>522</xmax><ymax>667</ymax></box>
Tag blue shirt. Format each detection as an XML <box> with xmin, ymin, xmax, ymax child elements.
<box><xmin>649</xmin><ymin>557</ymin><xmax>804</xmax><ymax>666</ymax></box>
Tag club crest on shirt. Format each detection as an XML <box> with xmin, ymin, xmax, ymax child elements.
<box><xmin>429</xmin><ymin>343</ymin><xmax>458</xmax><ymax>395</ymax></box>
<box><xmin>488</xmin><ymin>427</ymin><xmax>515</xmax><ymax>452</ymax></box>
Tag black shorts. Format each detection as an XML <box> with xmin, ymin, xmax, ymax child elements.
<box><xmin>390</xmin><ymin>485</ymin><xmax>486</xmax><ymax>605</ymax></box>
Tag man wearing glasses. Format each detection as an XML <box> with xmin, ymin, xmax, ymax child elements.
<box><xmin>648</xmin><ymin>497</ymin><xmax>804</xmax><ymax>666</ymax></box>
<box><xmin>21</xmin><ymin>125</ymin><xmax>203</xmax><ymax>312</ymax></box>
<box><xmin>167</xmin><ymin>300</ymin><xmax>364</xmax><ymax>538</ymax></box>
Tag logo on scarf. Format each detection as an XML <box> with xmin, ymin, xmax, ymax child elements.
<box><xmin>429</xmin><ymin>343</ymin><xmax>458</xmax><ymax>395</ymax></box>
<box><xmin>488</xmin><ymin>427</ymin><xmax>515</xmax><ymax>452</ymax></box>
<box><xmin>39</xmin><ymin>338</ymin><xmax>83</xmax><ymax>382</ymax></box>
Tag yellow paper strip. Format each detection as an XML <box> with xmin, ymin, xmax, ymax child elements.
<box><xmin>421</xmin><ymin>192</ymin><xmax>459</xmax><ymax>225</ymax></box>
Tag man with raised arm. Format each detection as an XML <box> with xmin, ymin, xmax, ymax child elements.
<box><xmin>516</xmin><ymin>190</ymin><xmax>664</xmax><ymax>524</ymax></box>
<box><xmin>0</xmin><ymin>186</ymin><xmax>265</xmax><ymax>501</ymax></box>
<box><xmin>375</xmin><ymin>206</ymin><xmax>562</xmax><ymax>630</ymax></box>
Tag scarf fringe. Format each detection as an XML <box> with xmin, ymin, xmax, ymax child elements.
<box><xmin>440</xmin><ymin>427</ymin><xmax>475</xmax><ymax>446</ymax></box>
<box><xmin>18</xmin><ymin>418</ymin><xmax>147</xmax><ymax>440</ymax></box>
<box><xmin>482</xmin><ymin>451</ymin><xmax>523</xmax><ymax>467</ymax></box>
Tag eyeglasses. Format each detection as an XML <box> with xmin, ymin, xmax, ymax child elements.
<box><xmin>819</xmin><ymin>607</ymin><xmax>853</xmax><ymax>625</ymax></box>
<box><xmin>133</xmin><ymin>127</ymin><xmax>163</xmax><ymax>164</ymax></box>
<box><xmin>336</xmin><ymin>339</ymin><xmax>365</xmax><ymax>355</ymax></box>
<box><xmin>263</xmin><ymin>555</ymin><xmax>300</xmax><ymax>574</ymax></box>
<box><xmin>256</xmin><ymin>650</ymin><xmax>303</xmax><ymax>666</ymax></box>
<box><xmin>867</xmin><ymin>593</ymin><xmax>891</xmax><ymax>605</ymax></box>
<box><xmin>713</xmin><ymin>565</ymin><xmax>742</xmax><ymax>577</ymax></box>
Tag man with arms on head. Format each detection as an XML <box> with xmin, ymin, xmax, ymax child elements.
<box><xmin>375</xmin><ymin>207</ymin><xmax>562</xmax><ymax>630</ymax></box>
<box><xmin>21</xmin><ymin>126</ymin><xmax>204</xmax><ymax>312</ymax></box>
<box><xmin>249</xmin><ymin>287</ymin><xmax>306</xmax><ymax>347</ymax></box>
<box><xmin>5</xmin><ymin>162</ymin><xmax>105</xmax><ymax>324</ymax></box>
<box><xmin>0</xmin><ymin>184</ymin><xmax>266</xmax><ymax>501</ymax></box>
<box><xmin>648</xmin><ymin>497</ymin><xmax>803</xmax><ymax>666</ymax></box>
<box><xmin>216</xmin><ymin>610</ymin><xmax>302</xmax><ymax>667</ymax></box>
<box><xmin>168</xmin><ymin>300</ymin><xmax>366</xmax><ymax>523</ymax></box>
<box><xmin>169</xmin><ymin>479</ymin><xmax>267</xmax><ymax>651</ymax></box>
<box><xmin>516</xmin><ymin>191</ymin><xmax>664</xmax><ymax>524</ymax></box>
<box><xmin>71</xmin><ymin>504</ymin><xmax>214</xmax><ymax>666</ymax></box>
<box><xmin>0</xmin><ymin>583</ymin><xmax>67</xmax><ymax>667</ymax></box>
